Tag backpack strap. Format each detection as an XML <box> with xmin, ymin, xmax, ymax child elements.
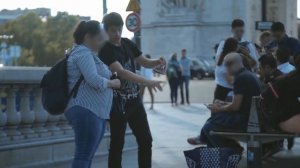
<box><xmin>267</xmin><ymin>82</ymin><xmax>279</xmax><ymax>98</ymax></box>
<box><xmin>66</xmin><ymin>47</ymin><xmax>84</xmax><ymax>99</ymax></box>
<box><xmin>68</xmin><ymin>75</ymin><xmax>84</xmax><ymax>99</ymax></box>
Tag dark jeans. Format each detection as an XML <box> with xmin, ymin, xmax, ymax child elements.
<box><xmin>108</xmin><ymin>96</ymin><xmax>152</xmax><ymax>168</ymax></box>
<box><xmin>180</xmin><ymin>76</ymin><xmax>190</xmax><ymax>104</ymax></box>
<box><xmin>168</xmin><ymin>78</ymin><xmax>179</xmax><ymax>104</ymax></box>
<box><xmin>65</xmin><ymin>106</ymin><xmax>106</xmax><ymax>168</ymax></box>
<box><xmin>200</xmin><ymin>112</ymin><xmax>246</xmax><ymax>148</ymax></box>
<box><xmin>214</xmin><ymin>84</ymin><xmax>232</xmax><ymax>101</ymax></box>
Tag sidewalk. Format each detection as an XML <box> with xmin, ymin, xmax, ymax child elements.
<box><xmin>93</xmin><ymin>103</ymin><xmax>300</xmax><ymax>168</ymax></box>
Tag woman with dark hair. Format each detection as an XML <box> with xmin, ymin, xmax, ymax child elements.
<box><xmin>263</xmin><ymin>54</ymin><xmax>300</xmax><ymax>133</ymax></box>
<box><xmin>65</xmin><ymin>20</ymin><xmax>121</xmax><ymax>168</ymax></box>
<box><xmin>167</xmin><ymin>53</ymin><xmax>181</xmax><ymax>106</ymax></box>
<box><xmin>214</xmin><ymin>38</ymin><xmax>239</xmax><ymax>101</ymax></box>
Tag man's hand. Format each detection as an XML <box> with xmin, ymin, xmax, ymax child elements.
<box><xmin>214</xmin><ymin>99</ymin><xmax>230</xmax><ymax>106</ymax></box>
<box><xmin>145</xmin><ymin>80</ymin><xmax>165</xmax><ymax>92</ymax></box>
<box><xmin>207</xmin><ymin>104</ymin><xmax>222</xmax><ymax>113</ymax></box>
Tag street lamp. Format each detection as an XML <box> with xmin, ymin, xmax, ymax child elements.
<box><xmin>103</xmin><ymin>0</ymin><xmax>107</xmax><ymax>15</ymax></box>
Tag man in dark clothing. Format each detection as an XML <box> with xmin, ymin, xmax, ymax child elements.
<box><xmin>99</xmin><ymin>12</ymin><xmax>166</xmax><ymax>168</ymax></box>
<box><xmin>258</xmin><ymin>54</ymin><xmax>285</xmax><ymax>157</ymax></box>
<box><xmin>187</xmin><ymin>53</ymin><xmax>261</xmax><ymax>148</ymax></box>
<box><xmin>259</xmin><ymin>54</ymin><xmax>283</xmax><ymax>84</ymax></box>
<box><xmin>270</xmin><ymin>22</ymin><xmax>300</xmax><ymax>61</ymax></box>
<box><xmin>270</xmin><ymin>22</ymin><xmax>300</xmax><ymax>149</ymax></box>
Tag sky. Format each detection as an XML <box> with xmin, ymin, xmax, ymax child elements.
<box><xmin>1</xmin><ymin>0</ymin><xmax>300</xmax><ymax>38</ymax></box>
<box><xmin>0</xmin><ymin>0</ymin><xmax>133</xmax><ymax>38</ymax></box>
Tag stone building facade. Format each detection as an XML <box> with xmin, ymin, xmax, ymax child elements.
<box><xmin>140</xmin><ymin>0</ymin><xmax>298</xmax><ymax>59</ymax></box>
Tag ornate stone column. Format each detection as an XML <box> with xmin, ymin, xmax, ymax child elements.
<box><xmin>6</xmin><ymin>87</ymin><xmax>23</xmax><ymax>140</ymax></box>
<box><xmin>19</xmin><ymin>87</ymin><xmax>37</xmax><ymax>139</ymax></box>
<box><xmin>57</xmin><ymin>114</ymin><xmax>73</xmax><ymax>136</ymax></box>
<box><xmin>46</xmin><ymin>114</ymin><xmax>62</xmax><ymax>136</ymax></box>
<box><xmin>0</xmin><ymin>87</ymin><xmax>9</xmax><ymax>143</ymax></box>
<box><xmin>32</xmin><ymin>87</ymin><xmax>49</xmax><ymax>137</ymax></box>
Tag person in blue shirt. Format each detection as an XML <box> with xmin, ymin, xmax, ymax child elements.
<box><xmin>179</xmin><ymin>49</ymin><xmax>192</xmax><ymax>105</ymax></box>
<box><xmin>269</xmin><ymin>22</ymin><xmax>300</xmax><ymax>62</ymax></box>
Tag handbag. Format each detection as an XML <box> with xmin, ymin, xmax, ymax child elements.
<box><xmin>184</xmin><ymin>147</ymin><xmax>242</xmax><ymax>168</ymax></box>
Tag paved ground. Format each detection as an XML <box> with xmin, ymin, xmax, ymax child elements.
<box><xmin>93</xmin><ymin>79</ymin><xmax>300</xmax><ymax>168</ymax></box>
<box><xmin>143</xmin><ymin>77</ymin><xmax>215</xmax><ymax>104</ymax></box>
<box><xmin>94</xmin><ymin>103</ymin><xmax>300</xmax><ymax>168</ymax></box>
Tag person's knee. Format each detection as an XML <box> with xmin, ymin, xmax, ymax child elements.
<box><xmin>74</xmin><ymin>149</ymin><xmax>94</xmax><ymax>162</ymax></box>
<box><xmin>137</xmin><ymin>134</ymin><xmax>153</xmax><ymax>149</ymax></box>
<box><xmin>201</xmin><ymin>123</ymin><xmax>213</xmax><ymax>136</ymax></box>
<box><xmin>279</xmin><ymin>114</ymin><xmax>300</xmax><ymax>133</ymax></box>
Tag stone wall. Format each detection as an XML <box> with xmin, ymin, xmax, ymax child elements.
<box><xmin>0</xmin><ymin>67</ymin><xmax>136</xmax><ymax>168</ymax></box>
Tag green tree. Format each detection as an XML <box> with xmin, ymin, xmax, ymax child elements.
<box><xmin>0</xmin><ymin>12</ymin><xmax>79</xmax><ymax>66</ymax></box>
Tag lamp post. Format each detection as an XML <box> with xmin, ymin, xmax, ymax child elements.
<box><xmin>103</xmin><ymin>0</ymin><xmax>107</xmax><ymax>15</ymax></box>
<box><xmin>262</xmin><ymin>0</ymin><xmax>267</xmax><ymax>21</ymax></box>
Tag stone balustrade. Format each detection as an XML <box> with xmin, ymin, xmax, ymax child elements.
<box><xmin>0</xmin><ymin>66</ymin><xmax>136</xmax><ymax>168</ymax></box>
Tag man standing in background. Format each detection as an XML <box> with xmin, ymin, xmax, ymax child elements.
<box><xmin>179</xmin><ymin>49</ymin><xmax>192</xmax><ymax>105</ymax></box>
<box><xmin>216</xmin><ymin>19</ymin><xmax>259</xmax><ymax>70</ymax></box>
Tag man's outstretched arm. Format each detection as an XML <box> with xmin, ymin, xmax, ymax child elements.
<box><xmin>135</xmin><ymin>55</ymin><xmax>166</xmax><ymax>69</ymax></box>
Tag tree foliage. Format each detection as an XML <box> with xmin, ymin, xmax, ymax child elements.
<box><xmin>0</xmin><ymin>12</ymin><xmax>79</xmax><ymax>66</ymax></box>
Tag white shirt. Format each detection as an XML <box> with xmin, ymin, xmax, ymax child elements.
<box><xmin>278</xmin><ymin>62</ymin><xmax>295</xmax><ymax>74</ymax></box>
<box><xmin>215</xmin><ymin>63</ymin><xmax>233</xmax><ymax>89</ymax></box>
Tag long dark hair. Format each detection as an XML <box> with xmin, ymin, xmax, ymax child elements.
<box><xmin>217</xmin><ymin>38</ymin><xmax>238</xmax><ymax>66</ymax></box>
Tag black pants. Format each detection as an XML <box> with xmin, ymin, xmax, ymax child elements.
<box><xmin>214</xmin><ymin>84</ymin><xmax>232</xmax><ymax>101</ymax></box>
<box><xmin>108</xmin><ymin>96</ymin><xmax>153</xmax><ymax>168</ymax></box>
<box><xmin>168</xmin><ymin>78</ymin><xmax>179</xmax><ymax>104</ymax></box>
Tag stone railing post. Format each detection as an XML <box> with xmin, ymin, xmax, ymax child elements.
<box><xmin>58</xmin><ymin>114</ymin><xmax>73</xmax><ymax>136</ymax></box>
<box><xmin>0</xmin><ymin>87</ymin><xmax>8</xmax><ymax>143</ymax></box>
<box><xmin>46</xmin><ymin>114</ymin><xmax>63</xmax><ymax>136</ymax></box>
<box><xmin>6</xmin><ymin>86</ymin><xmax>23</xmax><ymax>140</ymax></box>
<box><xmin>19</xmin><ymin>87</ymin><xmax>37</xmax><ymax>138</ymax></box>
<box><xmin>32</xmin><ymin>87</ymin><xmax>49</xmax><ymax>137</ymax></box>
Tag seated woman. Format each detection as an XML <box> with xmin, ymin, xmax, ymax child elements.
<box><xmin>262</xmin><ymin>55</ymin><xmax>300</xmax><ymax>133</ymax></box>
<box><xmin>278</xmin><ymin>53</ymin><xmax>300</xmax><ymax>133</ymax></box>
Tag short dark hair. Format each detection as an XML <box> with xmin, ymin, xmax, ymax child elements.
<box><xmin>271</xmin><ymin>22</ymin><xmax>285</xmax><ymax>32</ymax></box>
<box><xmin>73</xmin><ymin>20</ymin><xmax>100</xmax><ymax>44</ymax></box>
<box><xmin>145</xmin><ymin>54</ymin><xmax>151</xmax><ymax>59</ymax></box>
<box><xmin>231</xmin><ymin>19</ymin><xmax>244</xmax><ymax>28</ymax></box>
<box><xmin>276</xmin><ymin>47</ymin><xmax>290</xmax><ymax>63</ymax></box>
<box><xmin>182</xmin><ymin>49</ymin><xmax>187</xmax><ymax>52</ymax></box>
<box><xmin>102</xmin><ymin>12</ymin><xmax>124</xmax><ymax>31</ymax></box>
<box><xmin>259</xmin><ymin>54</ymin><xmax>277</xmax><ymax>69</ymax></box>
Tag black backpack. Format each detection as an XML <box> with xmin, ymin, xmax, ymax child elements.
<box><xmin>40</xmin><ymin>51</ymin><xmax>84</xmax><ymax>115</ymax></box>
